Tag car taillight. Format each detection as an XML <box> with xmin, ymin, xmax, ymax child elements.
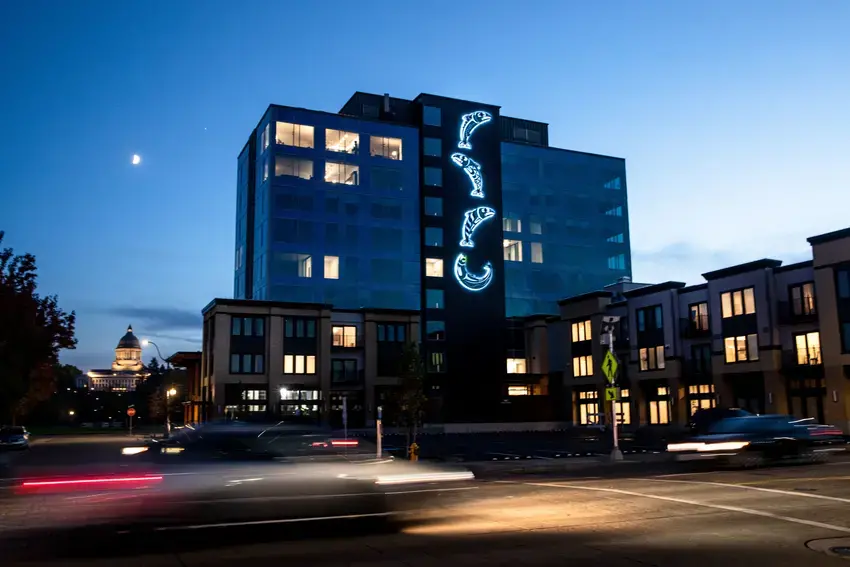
<box><xmin>19</xmin><ymin>475</ymin><xmax>163</xmax><ymax>493</ymax></box>
<box><xmin>330</xmin><ymin>440</ymin><xmax>358</xmax><ymax>447</ymax></box>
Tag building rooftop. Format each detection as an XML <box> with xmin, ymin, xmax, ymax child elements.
<box><xmin>807</xmin><ymin>227</ymin><xmax>850</xmax><ymax>245</ymax></box>
<box><xmin>701</xmin><ymin>259</ymin><xmax>783</xmax><ymax>281</ymax></box>
<box><xmin>622</xmin><ymin>281</ymin><xmax>687</xmax><ymax>298</ymax></box>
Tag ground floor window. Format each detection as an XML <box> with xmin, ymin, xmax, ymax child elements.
<box><xmin>648</xmin><ymin>386</ymin><xmax>671</xmax><ymax>424</ymax></box>
<box><xmin>279</xmin><ymin>389</ymin><xmax>320</xmax><ymax>418</ymax></box>
<box><xmin>577</xmin><ymin>390</ymin><xmax>599</xmax><ymax>425</ymax></box>
<box><xmin>788</xmin><ymin>377</ymin><xmax>825</xmax><ymax>423</ymax></box>
<box><xmin>614</xmin><ymin>388</ymin><xmax>631</xmax><ymax>425</ymax></box>
<box><xmin>688</xmin><ymin>384</ymin><xmax>716</xmax><ymax>415</ymax></box>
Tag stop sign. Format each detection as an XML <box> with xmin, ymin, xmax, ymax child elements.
<box><xmin>127</xmin><ymin>407</ymin><xmax>136</xmax><ymax>417</ymax></box>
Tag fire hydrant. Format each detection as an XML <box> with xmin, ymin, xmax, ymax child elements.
<box><xmin>409</xmin><ymin>442</ymin><xmax>420</xmax><ymax>462</ymax></box>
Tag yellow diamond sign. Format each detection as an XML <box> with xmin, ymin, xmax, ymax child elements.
<box><xmin>602</xmin><ymin>350</ymin><xmax>619</xmax><ymax>383</ymax></box>
<box><xmin>605</xmin><ymin>387</ymin><xmax>620</xmax><ymax>402</ymax></box>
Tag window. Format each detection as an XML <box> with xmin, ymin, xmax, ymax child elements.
<box><xmin>332</xmin><ymin>326</ymin><xmax>357</xmax><ymax>348</ymax></box>
<box><xmin>724</xmin><ymin>334</ymin><xmax>759</xmax><ymax>363</ymax></box>
<box><xmin>692</xmin><ymin>344</ymin><xmax>712</xmax><ymax>374</ymax></box>
<box><xmin>229</xmin><ymin>353</ymin><xmax>264</xmax><ymax>374</ymax></box>
<box><xmin>276</xmin><ymin>122</ymin><xmax>314</xmax><ymax>148</ymax></box>
<box><xmin>512</xmin><ymin>126</ymin><xmax>541</xmax><ymax>144</ymax></box>
<box><xmin>325</xmin><ymin>129</ymin><xmax>359</xmax><ymax>154</ymax></box>
<box><xmin>605</xmin><ymin>206</ymin><xmax>623</xmax><ymax>216</ymax></box>
<box><xmin>324</xmin><ymin>256</ymin><xmax>339</xmax><ymax>279</ymax></box>
<box><xmin>424</xmin><ymin>227</ymin><xmax>443</xmax><ymax>247</ymax></box>
<box><xmin>423</xmin><ymin>137</ymin><xmax>441</xmax><ymax>156</ymax></box>
<box><xmin>297</xmin><ymin>254</ymin><xmax>312</xmax><ymax>278</ymax></box>
<box><xmin>572</xmin><ymin>355</ymin><xmax>593</xmax><ymax>377</ymax></box>
<box><xmin>721</xmin><ymin>287</ymin><xmax>756</xmax><ymax>318</ymax></box>
<box><xmin>639</xmin><ymin>346</ymin><xmax>666</xmax><ymax>371</ymax></box>
<box><xmin>607</xmin><ymin>233</ymin><xmax>624</xmax><ymax>243</ymax></box>
<box><xmin>231</xmin><ymin>317</ymin><xmax>264</xmax><ymax>337</ymax></box>
<box><xmin>571</xmin><ymin>320</ymin><xmax>592</xmax><ymax>342</ymax></box>
<box><xmin>423</xmin><ymin>106</ymin><xmax>441</xmax><ymax>126</ymax></box>
<box><xmin>261</xmin><ymin>123</ymin><xmax>269</xmax><ymax>151</ymax></box>
<box><xmin>284</xmin><ymin>317</ymin><xmax>317</xmax><ymax>339</ymax></box>
<box><xmin>424</xmin><ymin>167</ymin><xmax>442</xmax><ymax>186</ymax></box>
<box><xmin>361</xmin><ymin>104</ymin><xmax>378</xmax><ymax>118</ymax></box>
<box><xmin>371</xmin><ymin>167</ymin><xmax>404</xmax><ymax>191</ymax></box>
<box><xmin>688</xmin><ymin>384</ymin><xmax>716</xmax><ymax>415</ymax></box>
<box><xmin>531</xmin><ymin>242</ymin><xmax>543</xmax><ymax>264</ymax></box>
<box><xmin>577</xmin><ymin>390</ymin><xmax>599</xmax><ymax>425</ymax></box>
<box><xmin>689</xmin><ymin>302</ymin><xmax>709</xmax><ymax>331</ymax></box>
<box><xmin>503</xmin><ymin>217</ymin><xmax>521</xmax><ymax>233</ymax></box>
<box><xmin>843</xmin><ymin>322</ymin><xmax>850</xmax><ymax>353</ymax></box>
<box><xmin>507</xmin><ymin>358</ymin><xmax>527</xmax><ymax>374</ymax></box>
<box><xmin>837</xmin><ymin>268</ymin><xmax>850</xmax><ymax>298</ymax></box>
<box><xmin>424</xmin><ymin>196</ymin><xmax>443</xmax><ymax>216</ymax></box>
<box><xmin>243</xmin><ymin>390</ymin><xmax>267</xmax><ymax>401</ymax></box>
<box><xmin>427</xmin><ymin>351</ymin><xmax>445</xmax><ymax>373</ymax></box>
<box><xmin>377</xmin><ymin>324</ymin><xmax>406</xmax><ymax>343</ymax></box>
<box><xmin>614</xmin><ymin>389</ymin><xmax>631</xmax><ymax>425</ymax></box>
<box><xmin>790</xmin><ymin>282</ymin><xmax>816</xmax><ymax>316</ymax></box>
<box><xmin>425</xmin><ymin>258</ymin><xmax>443</xmax><ymax>278</ymax></box>
<box><xmin>426</xmin><ymin>288</ymin><xmax>444</xmax><ymax>309</ymax></box>
<box><xmin>324</xmin><ymin>161</ymin><xmax>359</xmax><ymax>185</ymax></box>
<box><xmin>636</xmin><ymin>305</ymin><xmax>662</xmax><ymax>331</ymax></box>
<box><xmin>331</xmin><ymin>359</ymin><xmax>358</xmax><ymax>383</ymax></box>
<box><xmin>607</xmin><ymin>254</ymin><xmax>626</xmax><ymax>270</ymax></box>
<box><xmin>604</xmin><ymin>177</ymin><xmax>622</xmax><ymax>190</ymax></box>
<box><xmin>508</xmin><ymin>385</ymin><xmax>530</xmax><ymax>396</ymax></box>
<box><xmin>275</xmin><ymin>156</ymin><xmax>313</xmax><ymax>180</ymax></box>
<box><xmin>795</xmin><ymin>332</ymin><xmax>821</xmax><ymax>365</ymax></box>
<box><xmin>529</xmin><ymin>219</ymin><xmax>542</xmax><ymax>234</ymax></box>
<box><xmin>426</xmin><ymin>320</ymin><xmax>445</xmax><ymax>341</ymax></box>
<box><xmin>649</xmin><ymin>387</ymin><xmax>671</xmax><ymax>424</ymax></box>
<box><xmin>284</xmin><ymin>354</ymin><xmax>316</xmax><ymax>375</ymax></box>
<box><xmin>370</xmin><ymin>136</ymin><xmax>402</xmax><ymax>160</ymax></box>
<box><xmin>504</xmin><ymin>239</ymin><xmax>522</xmax><ymax>262</ymax></box>
<box><xmin>263</xmin><ymin>158</ymin><xmax>269</xmax><ymax>181</ymax></box>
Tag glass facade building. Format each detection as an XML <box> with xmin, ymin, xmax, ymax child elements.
<box><xmin>501</xmin><ymin>142</ymin><xmax>631</xmax><ymax>317</ymax></box>
<box><xmin>236</xmin><ymin>106</ymin><xmax>421</xmax><ymax>311</ymax></box>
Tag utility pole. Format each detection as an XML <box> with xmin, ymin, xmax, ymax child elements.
<box><xmin>601</xmin><ymin>315</ymin><xmax>623</xmax><ymax>462</ymax></box>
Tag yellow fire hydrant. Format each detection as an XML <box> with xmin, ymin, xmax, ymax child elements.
<box><xmin>409</xmin><ymin>442</ymin><xmax>420</xmax><ymax>462</ymax></box>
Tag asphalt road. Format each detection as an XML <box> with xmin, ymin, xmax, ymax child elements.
<box><xmin>4</xmin><ymin>435</ymin><xmax>850</xmax><ymax>566</ymax></box>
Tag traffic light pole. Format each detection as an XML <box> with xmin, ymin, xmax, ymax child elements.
<box><xmin>608</xmin><ymin>328</ymin><xmax>624</xmax><ymax>462</ymax></box>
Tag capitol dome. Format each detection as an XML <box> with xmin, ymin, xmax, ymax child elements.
<box><xmin>117</xmin><ymin>325</ymin><xmax>141</xmax><ymax>350</ymax></box>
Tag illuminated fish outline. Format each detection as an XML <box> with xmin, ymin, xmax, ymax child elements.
<box><xmin>453</xmin><ymin>253</ymin><xmax>493</xmax><ymax>292</ymax></box>
<box><xmin>457</xmin><ymin>111</ymin><xmax>492</xmax><ymax>150</ymax></box>
<box><xmin>450</xmin><ymin>153</ymin><xmax>484</xmax><ymax>198</ymax></box>
<box><xmin>459</xmin><ymin>206</ymin><xmax>496</xmax><ymax>248</ymax></box>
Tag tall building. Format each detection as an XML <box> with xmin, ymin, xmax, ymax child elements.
<box><xmin>230</xmin><ymin>91</ymin><xmax>631</xmax><ymax>422</ymax></box>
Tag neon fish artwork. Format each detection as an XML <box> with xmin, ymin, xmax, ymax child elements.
<box><xmin>459</xmin><ymin>206</ymin><xmax>496</xmax><ymax>248</ymax></box>
<box><xmin>450</xmin><ymin>153</ymin><xmax>484</xmax><ymax>198</ymax></box>
<box><xmin>457</xmin><ymin>111</ymin><xmax>492</xmax><ymax>150</ymax></box>
<box><xmin>453</xmin><ymin>253</ymin><xmax>493</xmax><ymax>292</ymax></box>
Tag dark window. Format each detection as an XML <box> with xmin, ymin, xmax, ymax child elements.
<box><xmin>424</xmin><ymin>196</ymin><xmax>443</xmax><ymax>217</ymax></box>
<box><xmin>691</xmin><ymin>344</ymin><xmax>712</xmax><ymax>374</ymax></box>
<box><xmin>423</xmin><ymin>106</ymin><xmax>441</xmax><ymax>126</ymax></box>
<box><xmin>636</xmin><ymin>305</ymin><xmax>662</xmax><ymax>332</ymax></box>
<box><xmin>842</xmin><ymin>323</ymin><xmax>850</xmax><ymax>353</ymax></box>
<box><xmin>790</xmin><ymin>282</ymin><xmax>816</xmax><ymax>316</ymax></box>
<box><xmin>426</xmin><ymin>289</ymin><xmax>444</xmax><ymax>309</ymax></box>
<box><xmin>426</xmin><ymin>320</ymin><xmax>445</xmax><ymax>341</ymax></box>
<box><xmin>424</xmin><ymin>167</ymin><xmax>442</xmax><ymax>187</ymax></box>
<box><xmin>423</xmin><ymin>137</ymin><xmax>441</xmax><ymax>156</ymax></box>
<box><xmin>332</xmin><ymin>359</ymin><xmax>358</xmax><ymax>383</ymax></box>
<box><xmin>229</xmin><ymin>353</ymin><xmax>264</xmax><ymax>374</ymax></box>
<box><xmin>377</xmin><ymin>324</ymin><xmax>406</xmax><ymax>343</ymax></box>
<box><xmin>362</xmin><ymin>104</ymin><xmax>379</xmax><ymax>118</ymax></box>
<box><xmin>424</xmin><ymin>227</ymin><xmax>443</xmax><ymax>247</ymax></box>
<box><xmin>231</xmin><ymin>317</ymin><xmax>265</xmax><ymax>337</ymax></box>
<box><xmin>284</xmin><ymin>317</ymin><xmax>317</xmax><ymax>339</ymax></box>
<box><xmin>838</xmin><ymin>268</ymin><xmax>850</xmax><ymax>299</ymax></box>
<box><xmin>371</xmin><ymin>168</ymin><xmax>404</xmax><ymax>191</ymax></box>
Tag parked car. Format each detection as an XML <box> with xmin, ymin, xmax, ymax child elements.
<box><xmin>668</xmin><ymin>414</ymin><xmax>846</xmax><ymax>467</ymax></box>
<box><xmin>688</xmin><ymin>407</ymin><xmax>752</xmax><ymax>435</ymax></box>
<box><xmin>0</xmin><ymin>426</ymin><xmax>30</xmax><ymax>450</ymax></box>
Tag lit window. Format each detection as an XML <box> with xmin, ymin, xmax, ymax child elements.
<box><xmin>531</xmin><ymin>242</ymin><xmax>543</xmax><ymax>263</ymax></box>
<box><xmin>423</xmin><ymin>106</ymin><xmax>441</xmax><ymax>126</ymax></box>
<box><xmin>790</xmin><ymin>283</ymin><xmax>816</xmax><ymax>316</ymax></box>
<box><xmin>425</xmin><ymin>227</ymin><xmax>443</xmax><ymax>247</ymax></box>
<box><xmin>276</xmin><ymin>122</ymin><xmax>314</xmax><ymax>148</ymax></box>
<box><xmin>572</xmin><ymin>355</ymin><xmax>593</xmax><ymax>377</ymax></box>
<box><xmin>426</xmin><ymin>289</ymin><xmax>444</xmax><ymax>309</ymax></box>
<box><xmin>324</xmin><ymin>256</ymin><xmax>339</xmax><ymax>279</ymax></box>
<box><xmin>507</xmin><ymin>358</ymin><xmax>527</xmax><ymax>374</ymax></box>
<box><xmin>649</xmin><ymin>398</ymin><xmax>671</xmax><ymax>424</ymax></box>
<box><xmin>503</xmin><ymin>217</ymin><xmax>522</xmax><ymax>233</ymax></box>
<box><xmin>332</xmin><ymin>326</ymin><xmax>357</xmax><ymax>348</ymax></box>
<box><xmin>571</xmin><ymin>320</ymin><xmax>592</xmax><ymax>342</ymax></box>
<box><xmin>324</xmin><ymin>161</ymin><xmax>359</xmax><ymax>185</ymax></box>
<box><xmin>370</xmin><ymin>136</ymin><xmax>402</xmax><ymax>160</ymax></box>
<box><xmin>614</xmin><ymin>390</ymin><xmax>630</xmax><ymax>425</ymax></box>
<box><xmin>508</xmin><ymin>385</ymin><xmax>530</xmax><ymax>396</ymax></box>
<box><xmin>298</xmin><ymin>254</ymin><xmax>312</xmax><ymax>278</ymax></box>
<box><xmin>577</xmin><ymin>390</ymin><xmax>599</xmax><ymax>425</ymax></box>
<box><xmin>284</xmin><ymin>354</ymin><xmax>317</xmax><ymax>375</ymax></box>
<box><xmin>325</xmin><ymin>129</ymin><xmax>359</xmax><ymax>154</ymax></box>
<box><xmin>724</xmin><ymin>334</ymin><xmax>759</xmax><ymax>363</ymax></box>
<box><xmin>426</xmin><ymin>320</ymin><xmax>445</xmax><ymax>341</ymax></box>
<box><xmin>424</xmin><ymin>196</ymin><xmax>443</xmax><ymax>216</ymax></box>
<box><xmin>689</xmin><ymin>303</ymin><xmax>709</xmax><ymax>331</ymax></box>
<box><xmin>275</xmin><ymin>156</ymin><xmax>313</xmax><ymax>180</ymax></box>
<box><xmin>423</xmin><ymin>137</ymin><xmax>441</xmax><ymax>156</ymax></box>
<box><xmin>424</xmin><ymin>167</ymin><xmax>442</xmax><ymax>186</ymax></box>
<box><xmin>425</xmin><ymin>258</ymin><xmax>443</xmax><ymax>278</ymax></box>
<box><xmin>721</xmin><ymin>287</ymin><xmax>756</xmax><ymax>318</ymax></box>
<box><xmin>428</xmin><ymin>352</ymin><xmax>445</xmax><ymax>373</ymax></box>
<box><xmin>504</xmin><ymin>239</ymin><xmax>522</xmax><ymax>262</ymax></box>
<box><xmin>795</xmin><ymin>332</ymin><xmax>821</xmax><ymax>365</ymax></box>
<box><xmin>639</xmin><ymin>346</ymin><xmax>665</xmax><ymax>371</ymax></box>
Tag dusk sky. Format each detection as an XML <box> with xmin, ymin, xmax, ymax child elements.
<box><xmin>1</xmin><ymin>0</ymin><xmax>847</xmax><ymax>371</ymax></box>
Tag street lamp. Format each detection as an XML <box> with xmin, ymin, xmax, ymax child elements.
<box><xmin>68</xmin><ymin>410</ymin><xmax>75</xmax><ymax>416</ymax></box>
<box><xmin>143</xmin><ymin>339</ymin><xmax>174</xmax><ymax>436</ymax></box>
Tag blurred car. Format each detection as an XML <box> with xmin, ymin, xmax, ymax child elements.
<box><xmin>0</xmin><ymin>426</ymin><xmax>30</xmax><ymax>451</ymax></box>
<box><xmin>667</xmin><ymin>414</ymin><xmax>846</xmax><ymax>467</ymax></box>
<box><xmin>687</xmin><ymin>407</ymin><xmax>752</xmax><ymax>435</ymax></box>
<box><xmin>9</xmin><ymin>421</ymin><xmax>474</xmax><ymax>535</ymax></box>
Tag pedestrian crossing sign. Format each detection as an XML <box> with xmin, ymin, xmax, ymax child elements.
<box><xmin>602</xmin><ymin>351</ymin><xmax>619</xmax><ymax>383</ymax></box>
<box><xmin>605</xmin><ymin>387</ymin><xmax>620</xmax><ymax>402</ymax></box>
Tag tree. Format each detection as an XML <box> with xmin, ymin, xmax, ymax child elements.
<box><xmin>0</xmin><ymin>231</ymin><xmax>76</xmax><ymax>424</ymax></box>
<box><xmin>391</xmin><ymin>342</ymin><xmax>427</xmax><ymax>454</ymax></box>
<box><xmin>148</xmin><ymin>389</ymin><xmax>165</xmax><ymax>423</ymax></box>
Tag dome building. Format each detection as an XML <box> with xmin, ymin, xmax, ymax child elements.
<box><xmin>85</xmin><ymin>325</ymin><xmax>151</xmax><ymax>391</ymax></box>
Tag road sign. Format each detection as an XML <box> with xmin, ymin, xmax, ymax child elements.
<box><xmin>605</xmin><ymin>387</ymin><xmax>620</xmax><ymax>402</ymax></box>
<box><xmin>126</xmin><ymin>407</ymin><xmax>136</xmax><ymax>417</ymax></box>
<box><xmin>602</xmin><ymin>350</ymin><xmax>619</xmax><ymax>383</ymax></box>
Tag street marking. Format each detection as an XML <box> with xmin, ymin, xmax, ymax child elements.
<box><xmin>152</xmin><ymin>511</ymin><xmax>397</xmax><ymax>531</ymax></box>
<box><xmin>739</xmin><ymin>475</ymin><xmax>850</xmax><ymax>485</ymax></box>
<box><xmin>645</xmin><ymin>478</ymin><xmax>850</xmax><ymax>504</ymax></box>
<box><xmin>524</xmin><ymin>481</ymin><xmax>850</xmax><ymax>534</ymax></box>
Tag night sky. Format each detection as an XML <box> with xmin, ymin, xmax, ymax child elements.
<box><xmin>1</xmin><ymin>0</ymin><xmax>847</xmax><ymax>370</ymax></box>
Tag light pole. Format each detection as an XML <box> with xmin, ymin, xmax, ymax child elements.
<box><xmin>143</xmin><ymin>340</ymin><xmax>173</xmax><ymax>436</ymax></box>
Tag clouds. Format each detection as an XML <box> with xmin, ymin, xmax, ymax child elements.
<box><xmin>105</xmin><ymin>306</ymin><xmax>201</xmax><ymax>332</ymax></box>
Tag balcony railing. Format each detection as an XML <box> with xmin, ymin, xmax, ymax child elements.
<box><xmin>778</xmin><ymin>300</ymin><xmax>818</xmax><ymax>325</ymax></box>
<box><xmin>781</xmin><ymin>348</ymin><xmax>823</xmax><ymax>372</ymax></box>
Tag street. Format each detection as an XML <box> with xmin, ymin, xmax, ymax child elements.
<box><xmin>3</xmin><ymin>435</ymin><xmax>850</xmax><ymax>565</ymax></box>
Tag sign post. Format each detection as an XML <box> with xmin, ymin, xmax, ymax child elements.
<box><xmin>376</xmin><ymin>405</ymin><xmax>383</xmax><ymax>459</ymax></box>
<box><xmin>127</xmin><ymin>406</ymin><xmax>136</xmax><ymax>436</ymax></box>
<box><xmin>600</xmin><ymin>316</ymin><xmax>623</xmax><ymax>462</ymax></box>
